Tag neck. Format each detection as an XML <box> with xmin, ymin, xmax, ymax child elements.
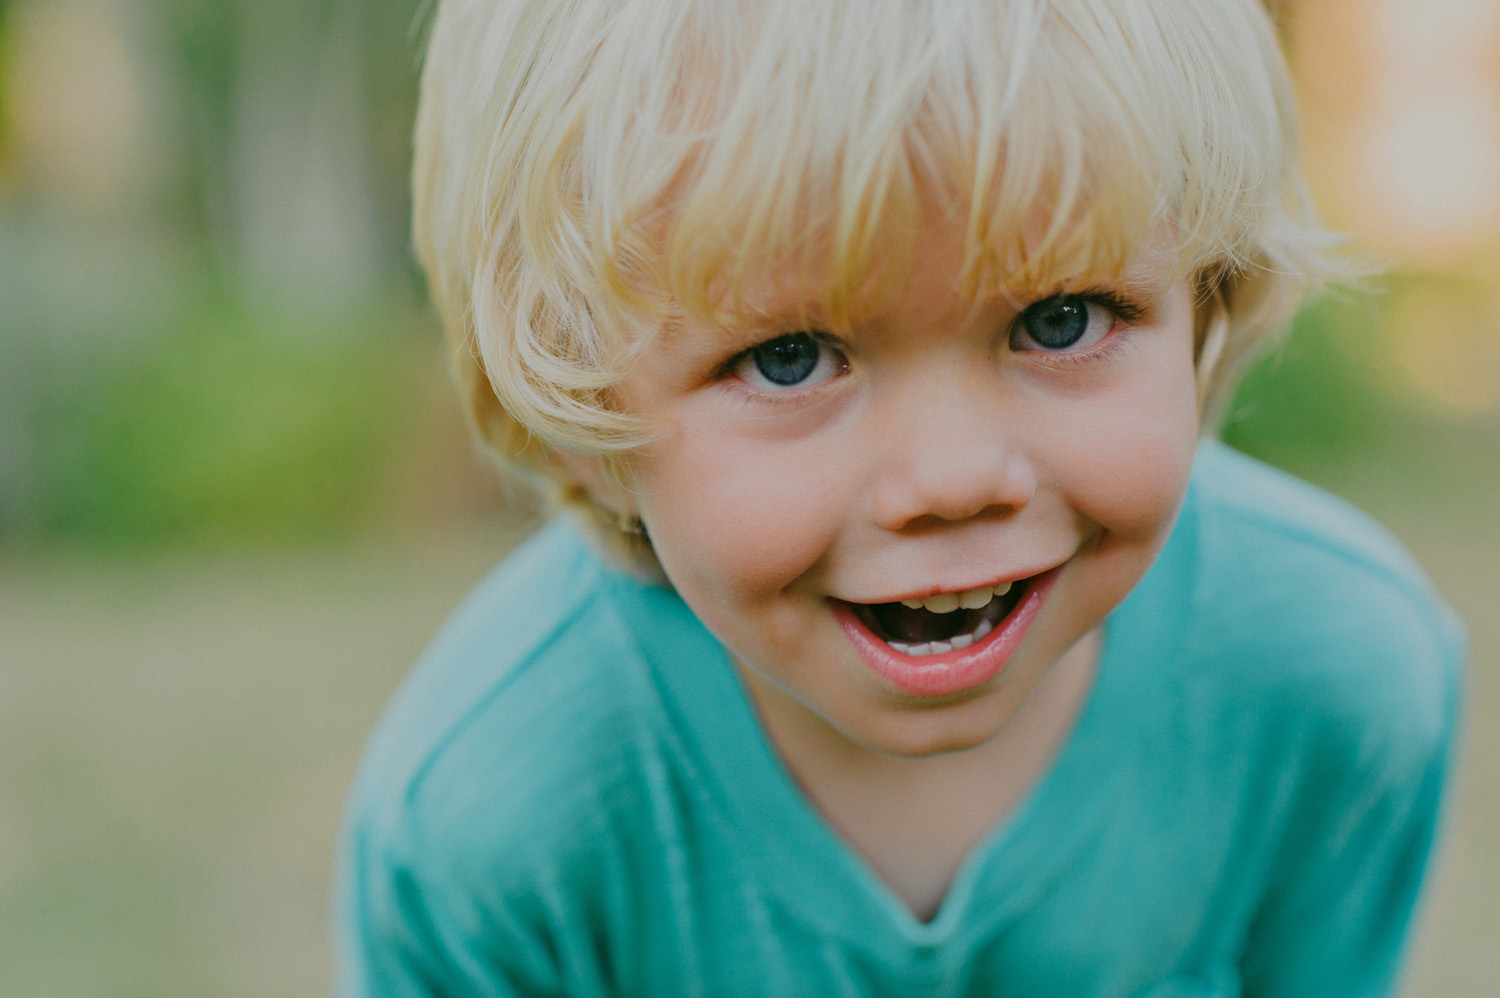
<box><xmin>742</xmin><ymin>630</ymin><xmax>1101</xmax><ymax>920</ymax></box>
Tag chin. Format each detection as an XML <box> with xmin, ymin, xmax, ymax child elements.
<box><xmin>839</xmin><ymin>695</ymin><xmax>1024</xmax><ymax>759</ymax></box>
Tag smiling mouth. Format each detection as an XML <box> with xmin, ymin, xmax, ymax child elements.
<box><xmin>848</xmin><ymin>580</ymin><xmax>1030</xmax><ymax>656</ymax></box>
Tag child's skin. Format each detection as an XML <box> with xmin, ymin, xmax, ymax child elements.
<box><xmin>595</xmin><ymin>207</ymin><xmax>1203</xmax><ymax>918</ymax></box>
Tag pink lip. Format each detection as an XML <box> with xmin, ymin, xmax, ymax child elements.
<box><xmin>833</xmin><ymin>567</ymin><xmax>1061</xmax><ymax>697</ymax></box>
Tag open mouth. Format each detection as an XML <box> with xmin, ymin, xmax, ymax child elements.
<box><xmin>848</xmin><ymin>579</ymin><xmax>1030</xmax><ymax>657</ymax></box>
<box><xmin>833</xmin><ymin>568</ymin><xmax>1060</xmax><ymax>697</ymax></box>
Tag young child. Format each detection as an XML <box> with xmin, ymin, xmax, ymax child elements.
<box><xmin>334</xmin><ymin>0</ymin><xmax>1465</xmax><ymax>993</ymax></box>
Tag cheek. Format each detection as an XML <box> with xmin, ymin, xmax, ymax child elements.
<box><xmin>631</xmin><ymin>421</ymin><xmax>847</xmax><ymax>599</ymax></box>
<box><xmin>1049</xmin><ymin>366</ymin><xmax>1200</xmax><ymax>536</ymax></box>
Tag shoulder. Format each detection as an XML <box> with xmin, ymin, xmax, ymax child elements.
<box><xmin>1188</xmin><ymin>442</ymin><xmax>1427</xmax><ymax>580</ymax></box>
<box><xmin>1174</xmin><ymin>443</ymin><xmax>1465</xmax><ymax>783</ymax></box>
<box><xmin>342</xmin><ymin>519</ymin><xmax>668</xmax><ymax>897</ymax></box>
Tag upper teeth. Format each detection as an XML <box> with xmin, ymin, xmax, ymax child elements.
<box><xmin>900</xmin><ymin>582</ymin><xmax>1012</xmax><ymax>613</ymax></box>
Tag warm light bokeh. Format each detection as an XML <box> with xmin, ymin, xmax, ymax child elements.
<box><xmin>3</xmin><ymin>2</ymin><xmax>153</xmax><ymax>214</ymax></box>
<box><xmin>1294</xmin><ymin>0</ymin><xmax>1500</xmax><ymax>419</ymax></box>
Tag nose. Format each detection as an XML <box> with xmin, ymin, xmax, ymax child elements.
<box><xmin>867</xmin><ymin>372</ymin><xmax>1037</xmax><ymax>532</ymax></box>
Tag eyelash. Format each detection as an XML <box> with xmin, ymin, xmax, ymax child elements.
<box><xmin>1013</xmin><ymin>290</ymin><xmax>1146</xmax><ymax>368</ymax></box>
<box><xmin>716</xmin><ymin>333</ymin><xmax>850</xmax><ymax>407</ymax></box>
<box><xmin>1078</xmin><ymin>289</ymin><xmax>1147</xmax><ymax>324</ymax></box>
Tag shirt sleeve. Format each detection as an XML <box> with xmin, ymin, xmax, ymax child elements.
<box><xmin>1237</xmin><ymin>613</ymin><xmax>1465</xmax><ymax>998</ymax></box>
<box><xmin>331</xmin><ymin>807</ymin><xmax>565</xmax><ymax>998</ymax></box>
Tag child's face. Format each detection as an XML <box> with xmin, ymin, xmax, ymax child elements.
<box><xmin>610</xmin><ymin>215</ymin><xmax>1202</xmax><ymax>758</ymax></box>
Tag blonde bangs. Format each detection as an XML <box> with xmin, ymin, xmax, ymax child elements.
<box><xmin>598</xmin><ymin>0</ymin><xmax>1322</xmax><ymax>340</ymax></box>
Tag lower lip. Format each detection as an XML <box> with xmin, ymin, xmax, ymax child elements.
<box><xmin>833</xmin><ymin>568</ymin><xmax>1061</xmax><ymax>697</ymax></box>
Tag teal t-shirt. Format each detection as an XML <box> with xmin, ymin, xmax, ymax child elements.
<box><xmin>333</xmin><ymin>443</ymin><xmax>1464</xmax><ymax>997</ymax></box>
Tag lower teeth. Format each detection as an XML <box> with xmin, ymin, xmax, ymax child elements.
<box><xmin>889</xmin><ymin>617</ymin><xmax>993</xmax><ymax>657</ymax></box>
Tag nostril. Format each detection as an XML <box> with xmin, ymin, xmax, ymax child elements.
<box><xmin>869</xmin><ymin>454</ymin><xmax>1036</xmax><ymax>532</ymax></box>
<box><xmin>873</xmin><ymin>501</ymin><xmax>1022</xmax><ymax>535</ymax></box>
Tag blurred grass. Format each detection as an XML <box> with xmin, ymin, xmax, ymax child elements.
<box><xmin>0</xmin><ymin>523</ymin><xmax>539</xmax><ymax>997</ymax></box>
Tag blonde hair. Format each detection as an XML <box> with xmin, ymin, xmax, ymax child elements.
<box><xmin>414</xmin><ymin>0</ymin><xmax>1344</xmax><ymax>571</ymax></box>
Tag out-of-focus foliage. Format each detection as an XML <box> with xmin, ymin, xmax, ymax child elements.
<box><xmin>0</xmin><ymin>0</ymin><xmax>455</xmax><ymax>552</ymax></box>
<box><xmin>1223</xmin><ymin>294</ymin><xmax>1396</xmax><ymax>475</ymax></box>
<box><xmin>23</xmin><ymin>289</ymin><xmax>428</xmax><ymax>546</ymax></box>
<box><xmin>153</xmin><ymin>0</ymin><xmax>424</xmax><ymax>276</ymax></box>
<box><xmin>1224</xmin><ymin>272</ymin><xmax>1500</xmax><ymax>493</ymax></box>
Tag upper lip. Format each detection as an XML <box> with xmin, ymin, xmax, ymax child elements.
<box><xmin>839</xmin><ymin>561</ymin><xmax>1064</xmax><ymax>606</ymax></box>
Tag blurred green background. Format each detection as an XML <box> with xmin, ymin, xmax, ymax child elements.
<box><xmin>1</xmin><ymin>0</ymin><xmax>1496</xmax><ymax>994</ymax></box>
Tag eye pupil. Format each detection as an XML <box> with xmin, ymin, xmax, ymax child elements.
<box><xmin>1021</xmin><ymin>296</ymin><xmax>1089</xmax><ymax>349</ymax></box>
<box><xmin>752</xmin><ymin>334</ymin><xmax>820</xmax><ymax>385</ymax></box>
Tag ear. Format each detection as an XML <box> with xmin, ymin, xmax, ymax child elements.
<box><xmin>558</xmin><ymin>451</ymin><xmax>641</xmax><ymax>521</ymax></box>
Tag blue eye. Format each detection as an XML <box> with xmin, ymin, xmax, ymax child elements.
<box><xmin>753</xmin><ymin>334</ymin><xmax>819</xmax><ymax>384</ymax></box>
<box><xmin>1011</xmin><ymin>295</ymin><xmax>1113</xmax><ymax>352</ymax></box>
<box><xmin>733</xmin><ymin>333</ymin><xmax>846</xmax><ymax>391</ymax></box>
